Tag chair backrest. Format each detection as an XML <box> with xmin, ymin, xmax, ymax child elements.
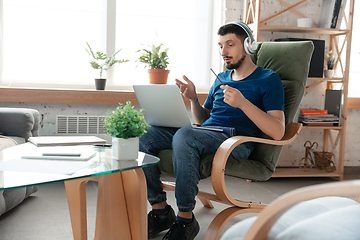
<box><xmin>247</xmin><ymin>41</ymin><xmax>314</xmax><ymax>178</ymax></box>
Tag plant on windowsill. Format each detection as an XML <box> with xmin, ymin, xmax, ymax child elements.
<box><xmin>136</xmin><ymin>44</ymin><xmax>170</xmax><ymax>84</ymax></box>
<box><xmin>85</xmin><ymin>42</ymin><xmax>129</xmax><ymax>90</ymax></box>
<box><xmin>103</xmin><ymin>101</ymin><xmax>148</xmax><ymax>160</ymax></box>
<box><xmin>324</xmin><ymin>50</ymin><xmax>337</xmax><ymax>78</ymax></box>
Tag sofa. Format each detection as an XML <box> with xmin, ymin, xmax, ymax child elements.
<box><xmin>0</xmin><ymin>108</ymin><xmax>40</xmax><ymax>216</ymax></box>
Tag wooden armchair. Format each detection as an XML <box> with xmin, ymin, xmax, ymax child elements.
<box><xmin>158</xmin><ymin>41</ymin><xmax>314</xmax><ymax>239</ymax></box>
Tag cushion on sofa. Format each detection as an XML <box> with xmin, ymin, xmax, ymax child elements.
<box><xmin>220</xmin><ymin>196</ymin><xmax>360</xmax><ymax>240</ymax></box>
<box><xmin>0</xmin><ymin>135</ymin><xmax>38</xmax><ymax>217</ymax></box>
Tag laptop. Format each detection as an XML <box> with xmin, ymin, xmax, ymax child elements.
<box><xmin>133</xmin><ymin>85</ymin><xmax>223</xmax><ymax>132</ymax></box>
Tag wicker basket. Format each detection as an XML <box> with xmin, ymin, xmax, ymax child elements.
<box><xmin>311</xmin><ymin>150</ymin><xmax>336</xmax><ymax>172</ymax></box>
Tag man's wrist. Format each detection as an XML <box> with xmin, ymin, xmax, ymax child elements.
<box><xmin>191</xmin><ymin>97</ymin><xmax>199</xmax><ymax>104</ymax></box>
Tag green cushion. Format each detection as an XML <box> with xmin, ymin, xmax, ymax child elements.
<box><xmin>158</xmin><ymin>41</ymin><xmax>314</xmax><ymax>181</ymax></box>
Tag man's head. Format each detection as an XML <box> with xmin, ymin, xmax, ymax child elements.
<box><xmin>217</xmin><ymin>22</ymin><xmax>257</xmax><ymax>70</ymax></box>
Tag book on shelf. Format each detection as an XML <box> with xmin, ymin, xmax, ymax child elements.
<box><xmin>336</xmin><ymin>0</ymin><xmax>347</xmax><ymax>29</ymax></box>
<box><xmin>300</xmin><ymin>121</ymin><xmax>339</xmax><ymax>126</ymax></box>
<box><xmin>300</xmin><ymin>109</ymin><xmax>328</xmax><ymax>115</ymax></box>
<box><xmin>318</xmin><ymin>0</ymin><xmax>343</xmax><ymax>29</ymax></box>
<box><xmin>331</xmin><ymin>0</ymin><xmax>342</xmax><ymax>28</ymax></box>
<box><xmin>298</xmin><ymin>109</ymin><xmax>340</xmax><ymax>126</ymax></box>
<box><xmin>324</xmin><ymin>89</ymin><xmax>343</xmax><ymax>126</ymax></box>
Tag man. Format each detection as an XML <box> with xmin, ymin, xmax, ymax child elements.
<box><xmin>140</xmin><ymin>21</ymin><xmax>285</xmax><ymax>240</ymax></box>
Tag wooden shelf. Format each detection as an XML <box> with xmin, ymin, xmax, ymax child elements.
<box><xmin>244</xmin><ymin>0</ymin><xmax>355</xmax><ymax>180</ymax></box>
<box><xmin>307</xmin><ymin>77</ymin><xmax>343</xmax><ymax>81</ymax></box>
<box><xmin>302</xmin><ymin>125</ymin><xmax>342</xmax><ymax>130</ymax></box>
<box><xmin>254</xmin><ymin>24</ymin><xmax>349</xmax><ymax>35</ymax></box>
<box><xmin>273</xmin><ymin>167</ymin><xmax>341</xmax><ymax>178</ymax></box>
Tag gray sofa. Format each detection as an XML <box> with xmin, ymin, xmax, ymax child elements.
<box><xmin>0</xmin><ymin>108</ymin><xmax>40</xmax><ymax>216</ymax></box>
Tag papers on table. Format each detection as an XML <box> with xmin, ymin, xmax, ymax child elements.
<box><xmin>28</xmin><ymin>136</ymin><xmax>106</xmax><ymax>147</ymax></box>
<box><xmin>0</xmin><ymin>159</ymin><xmax>93</xmax><ymax>175</ymax></box>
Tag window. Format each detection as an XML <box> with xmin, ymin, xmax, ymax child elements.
<box><xmin>1</xmin><ymin>0</ymin><xmax>104</xmax><ymax>88</ymax></box>
<box><xmin>0</xmin><ymin>0</ymin><xmax>221</xmax><ymax>91</ymax></box>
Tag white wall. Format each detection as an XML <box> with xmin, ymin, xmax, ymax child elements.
<box><xmin>1</xmin><ymin>0</ymin><xmax>359</xmax><ymax>166</ymax></box>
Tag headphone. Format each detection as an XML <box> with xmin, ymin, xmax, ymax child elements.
<box><xmin>225</xmin><ymin>21</ymin><xmax>258</xmax><ymax>55</ymax></box>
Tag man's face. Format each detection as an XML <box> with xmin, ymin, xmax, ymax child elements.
<box><xmin>218</xmin><ymin>33</ymin><xmax>246</xmax><ymax>70</ymax></box>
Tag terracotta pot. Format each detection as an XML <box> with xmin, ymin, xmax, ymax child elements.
<box><xmin>148</xmin><ymin>69</ymin><xmax>170</xmax><ymax>84</ymax></box>
<box><xmin>95</xmin><ymin>78</ymin><xmax>106</xmax><ymax>90</ymax></box>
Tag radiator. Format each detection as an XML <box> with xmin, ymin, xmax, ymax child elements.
<box><xmin>56</xmin><ymin>115</ymin><xmax>111</xmax><ymax>142</ymax></box>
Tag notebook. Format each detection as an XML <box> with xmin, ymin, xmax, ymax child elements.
<box><xmin>28</xmin><ymin>136</ymin><xmax>106</xmax><ymax>147</ymax></box>
<box><xmin>21</xmin><ymin>146</ymin><xmax>97</xmax><ymax>161</ymax></box>
<box><xmin>133</xmin><ymin>85</ymin><xmax>225</xmax><ymax>133</ymax></box>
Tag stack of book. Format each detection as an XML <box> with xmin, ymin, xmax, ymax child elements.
<box><xmin>299</xmin><ymin>109</ymin><xmax>339</xmax><ymax>126</ymax></box>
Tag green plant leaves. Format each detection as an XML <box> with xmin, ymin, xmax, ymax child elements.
<box><xmin>137</xmin><ymin>44</ymin><xmax>169</xmax><ymax>69</ymax></box>
<box><xmin>103</xmin><ymin>101</ymin><xmax>148</xmax><ymax>139</ymax></box>
<box><xmin>85</xmin><ymin>42</ymin><xmax>129</xmax><ymax>78</ymax></box>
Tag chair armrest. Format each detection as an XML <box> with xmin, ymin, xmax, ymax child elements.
<box><xmin>211</xmin><ymin>122</ymin><xmax>302</xmax><ymax>206</ymax></box>
<box><xmin>243</xmin><ymin>180</ymin><xmax>360</xmax><ymax>240</ymax></box>
<box><xmin>0</xmin><ymin>108</ymin><xmax>41</xmax><ymax>141</ymax></box>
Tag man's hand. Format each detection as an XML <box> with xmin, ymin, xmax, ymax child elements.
<box><xmin>175</xmin><ymin>75</ymin><xmax>197</xmax><ymax>102</ymax></box>
<box><xmin>221</xmin><ymin>85</ymin><xmax>285</xmax><ymax>141</ymax></box>
<box><xmin>220</xmin><ymin>85</ymin><xmax>248</xmax><ymax>109</ymax></box>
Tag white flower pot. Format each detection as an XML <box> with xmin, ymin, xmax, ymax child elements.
<box><xmin>112</xmin><ymin>137</ymin><xmax>139</xmax><ymax>160</ymax></box>
<box><xmin>324</xmin><ymin>69</ymin><xmax>334</xmax><ymax>78</ymax></box>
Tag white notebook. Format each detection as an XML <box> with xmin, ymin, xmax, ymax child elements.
<box><xmin>28</xmin><ymin>136</ymin><xmax>106</xmax><ymax>147</ymax></box>
<box><xmin>22</xmin><ymin>146</ymin><xmax>97</xmax><ymax>161</ymax></box>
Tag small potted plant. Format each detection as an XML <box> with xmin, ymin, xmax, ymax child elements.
<box><xmin>85</xmin><ymin>42</ymin><xmax>129</xmax><ymax>90</ymax></box>
<box><xmin>103</xmin><ymin>101</ymin><xmax>148</xmax><ymax>160</ymax></box>
<box><xmin>137</xmin><ymin>44</ymin><xmax>170</xmax><ymax>84</ymax></box>
<box><xmin>324</xmin><ymin>50</ymin><xmax>337</xmax><ymax>78</ymax></box>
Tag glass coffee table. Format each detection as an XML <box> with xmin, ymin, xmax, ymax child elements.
<box><xmin>0</xmin><ymin>143</ymin><xmax>159</xmax><ymax>240</ymax></box>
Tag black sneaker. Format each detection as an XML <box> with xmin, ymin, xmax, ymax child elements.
<box><xmin>148</xmin><ymin>206</ymin><xmax>176</xmax><ymax>239</ymax></box>
<box><xmin>162</xmin><ymin>215</ymin><xmax>200</xmax><ymax>240</ymax></box>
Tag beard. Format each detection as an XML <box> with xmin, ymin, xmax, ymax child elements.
<box><xmin>225</xmin><ymin>55</ymin><xmax>246</xmax><ymax>70</ymax></box>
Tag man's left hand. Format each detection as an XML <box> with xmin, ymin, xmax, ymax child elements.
<box><xmin>220</xmin><ymin>85</ymin><xmax>247</xmax><ymax>109</ymax></box>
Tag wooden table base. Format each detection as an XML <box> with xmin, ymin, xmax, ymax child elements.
<box><xmin>65</xmin><ymin>168</ymin><xmax>148</xmax><ymax>240</ymax></box>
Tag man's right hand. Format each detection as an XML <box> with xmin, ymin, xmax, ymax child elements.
<box><xmin>175</xmin><ymin>75</ymin><xmax>197</xmax><ymax>102</ymax></box>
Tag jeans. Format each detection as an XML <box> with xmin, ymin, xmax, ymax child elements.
<box><xmin>140</xmin><ymin>125</ymin><xmax>251</xmax><ymax>213</ymax></box>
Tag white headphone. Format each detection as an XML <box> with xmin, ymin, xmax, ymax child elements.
<box><xmin>225</xmin><ymin>21</ymin><xmax>258</xmax><ymax>55</ymax></box>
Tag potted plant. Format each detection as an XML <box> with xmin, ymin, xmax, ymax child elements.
<box><xmin>137</xmin><ymin>44</ymin><xmax>170</xmax><ymax>84</ymax></box>
<box><xmin>85</xmin><ymin>42</ymin><xmax>129</xmax><ymax>90</ymax></box>
<box><xmin>324</xmin><ymin>50</ymin><xmax>337</xmax><ymax>78</ymax></box>
<box><xmin>103</xmin><ymin>101</ymin><xmax>148</xmax><ymax>160</ymax></box>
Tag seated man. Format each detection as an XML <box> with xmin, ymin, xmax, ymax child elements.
<box><xmin>140</xmin><ymin>21</ymin><xmax>285</xmax><ymax>240</ymax></box>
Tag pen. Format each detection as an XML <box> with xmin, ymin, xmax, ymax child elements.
<box><xmin>93</xmin><ymin>144</ymin><xmax>112</xmax><ymax>147</ymax></box>
<box><xmin>210</xmin><ymin>68</ymin><xmax>225</xmax><ymax>85</ymax></box>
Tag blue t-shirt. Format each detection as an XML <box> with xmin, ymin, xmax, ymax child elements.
<box><xmin>202</xmin><ymin>67</ymin><xmax>284</xmax><ymax>151</ymax></box>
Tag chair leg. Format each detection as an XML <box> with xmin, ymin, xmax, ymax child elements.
<box><xmin>203</xmin><ymin>206</ymin><xmax>264</xmax><ymax>240</ymax></box>
<box><xmin>197</xmin><ymin>196</ymin><xmax>214</xmax><ymax>208</ymax></box>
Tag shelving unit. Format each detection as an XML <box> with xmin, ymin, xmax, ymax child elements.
<box><xmin>243</xmin><ymin>0</ymin><xmax>355</xmax><ymax>180</ymax></box>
